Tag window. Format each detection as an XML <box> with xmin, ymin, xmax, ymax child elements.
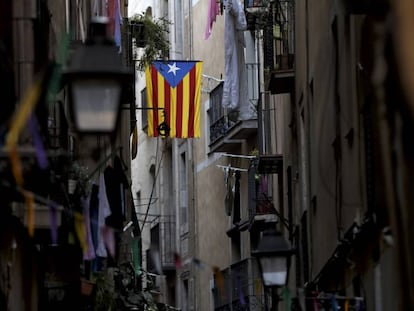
<box><xmin>141</xmin><ymin>87</ymin><xmax>148</xmax><ymax>131</ymax></box>
<box><xmin>174</xmin><ymin>0</ymin><xmax>183</xmax><ymax>57</ymax></box>
<box><xmin>181</xmin><ymin>279</ymin><xmax>189</xmax><ymax>311</ymax></box>
<box><xmin>180</xmin><ymin>151</ymin><xmax>188</xmax><ymax>234</ymax></box>
<box><xmin>208</xmin><ymin>82</ymin><xmax>225</xmax><ymax>144</ymax></box>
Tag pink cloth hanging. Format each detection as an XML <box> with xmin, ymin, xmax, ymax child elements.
<box><xmin>82</xmin><ymin>196</ymin><xmax>96</xmax><ymax>261</ymax></box>
<box><xmin>313</xmin><ymin>297</ymin><xmax>319</xmax><ymax>311</ymax></box>
<box><xmin>107</xmin><ymin>0</ymin><xmax>122</xmax><ymax>47</ymax></box>
<box><xmin>205</xmin><ymin>0</ymin><xmax>220</xmax><ymax>39</ymax></box>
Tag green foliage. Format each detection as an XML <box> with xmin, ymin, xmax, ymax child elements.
<box><xmin>94</xmin><ymin>272</ymin><xmax>117</xmax><ymax>311</ymax></box>
<box><xmin>130</xmin><ymin>14</ymin><xmax>171</xmax><ymax>71</ymax></box>
<box><xmin>68</xmin><ymin>161</ymin><xmax>91</xmax><ymax>197</ymax></box>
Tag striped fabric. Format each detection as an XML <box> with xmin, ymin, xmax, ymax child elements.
<box><xmin>145</xmin><ymin>60</ymin><xmax>202</xmax><ymax>138</ymax></box>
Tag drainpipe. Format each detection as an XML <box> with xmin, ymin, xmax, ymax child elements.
<box><xmin>66</xmin><ymin>0</ymin><xmax>70</xmax><ymax>34</ymax></box>
<box><xmin>257</xmin><ymin>29</ymin><xmax>264</xmax><ymax>155</ymax></box>
<box><xmin>304</xmin><ymin>0</ymin><xmax>312</xmax><ymax>281</ymax></box>
<box><xmin>188</xmin><ymin>0</ymin><xmax>194</xmax><ymax>59</ymax></box>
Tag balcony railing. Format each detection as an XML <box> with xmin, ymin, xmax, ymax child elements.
<box><xmin>147</xmin><ymin>215</ymin><xmax>176</xmax><ymax>273</ymax></box>
<box><xmin>208</xmin><ymin>64</ymin><xmax>259</xmax><ymax>152</ymax></box>
<box><xmin>264</xmin><ymin>0</ymin><xmax>296</xmax><ymax>94</ymax></box>
<box><xmin>263</xmin><ymin>0</ymin><xmax>295</xmax><ymax>71</ymax></box>
<box><xmin>248</xmin><ymin>175</ymin><xmax>277</xmax><ymax>220</ymax></box>
<box><xmin>213</xmin><ymin>258</ymin><xmax>264</xmax><ymax>311</ymax></box>
<box><xmin>247</xmin><ymin>162</ymin><xmax>281</xmax><ymax>232</ymax></box>
<box><xmin>209</xmin><ymin>82</ymin><xmax>232</xmax><ymax>144</ymax></box>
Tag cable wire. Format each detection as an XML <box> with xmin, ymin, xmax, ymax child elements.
<box><xmin>139</xmin><ymin>137</ymin><xmax>164</xmax><ymax>231</ymax></box>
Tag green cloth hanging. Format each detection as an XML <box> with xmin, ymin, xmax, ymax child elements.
<box><xmin>132</xmin><ymin>238</ymin><xmax>141</xmax><ymax>275</ymax></box>
<box><xmin>283</xmin><ymin>286</ymin><xmax>292</xmax><ymax>311</ymax></box>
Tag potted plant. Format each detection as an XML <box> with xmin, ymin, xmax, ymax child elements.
<box><xmin>93</xmin><ymin>271</ymin><xmax>117</xmax><ymax>311</ymax></box>
<box><xmin>130</xmin><ymin>13</ymin><xmax>171</xmax><ymax>71</ymax></box>
<box><xmin>67</xmin><ymin>161</ymin><xmax>90</xmax><ymax>197</ymax></box>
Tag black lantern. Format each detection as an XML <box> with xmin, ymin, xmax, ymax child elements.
<box><xmin>252</xmin><ymin>229</ymin><xmax>295</xmax><ymax>287</ymax></box>
<box><xmin>64</xmin><ymin>17</ymin><xmax>133</xmax><ymax>135</ymax></box>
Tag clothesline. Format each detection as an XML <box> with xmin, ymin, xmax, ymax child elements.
<box><xmin>304</xmin><ymin>293</ymin><xmax>366</xmax><ymax>311</ymax></box>
<box><xmin>216</xmin><ymin>164</ymin><xmax>248</xmax><ymax>172</ymax></box>
<box><xmin>305</xmin><ymin>295</ymin><xmax>364</xmax><ymax>301</ymax></box>
<box><xmin>220</xmin><ymin>153</ymin><xmax>256</xmax><ymax>159</ymax></box>
<box><xmin>88</xmin><ymin>145</ymin><xmax>122</xmax><ymax>181</ymax></box>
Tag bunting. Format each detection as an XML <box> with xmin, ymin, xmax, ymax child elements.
<box><xmin>205</xmin><ymin>0</ymin><xmax>220</xmax><ymax>39</ymax></box>
<box><xmin>145</xmin><ymin>60</ymin><xmax>202</xmax><ymax>138</ymax></box>
<box><xmin>174</xmin><ymin>252</ymin><xmax>183</xmax><ymax>269</ymax></box>
<box><xmin>107</xmin><ymin>0</ymin><xmax>122</xmax><ymax>48</ymax></box>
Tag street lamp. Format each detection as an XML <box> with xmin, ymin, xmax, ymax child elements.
<box><xmin>252</xmin><ymin>228</ymin><xmax>295</xmax><ymax>287</ymax></box>
<box><xmin>64</xmin><ymin>16</ymin><xmax>133</xmax><ymax>135</ymax></box>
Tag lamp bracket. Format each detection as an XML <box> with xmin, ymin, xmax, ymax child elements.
<box><xmin>135</xmin><ymin>107</ymin><xmax>170</xmax><ymax>137</ymax></box>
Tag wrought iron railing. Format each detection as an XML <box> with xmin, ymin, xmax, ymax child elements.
<box><xmin>208</xmin><ymin>82</ymin><xmax>235</xmax><ymax>144</ymax></box>
<box><xmin>208</xmin><ymin>64</ymin><xmax>259</xmax><ymax>144</ymax></box>
<box><xmin>213</xmin><ymin>258</ymin><xmax>264</xmax><ymax>311</ymax></box>
<box><xmin>263</xmin><ymin>0</ymin><xmax>295</xmax><ymax>72</ymax></box>
<box><xmin>147</xmin><ymin>215</ymin><xmax>176</xmax><ymax>272</ymax></box>
<box><xmin>248</xmin><ymin>165</ymin><xmax>277</xmax><ymax>222</ymax></box>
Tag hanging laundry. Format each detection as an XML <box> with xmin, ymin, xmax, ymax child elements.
<box><xmin>313</xmin><ymin>296</ymin><xmax>319</xmax><ymax>311</ymax></box>
<box><xmin>283</xmin><ymin>286</ymin><xmax>292</xmax><ymax>311</ymax></box>
<box><xmin>74</xmin><ymin>212</ymin><xmax>88</xmax><ymax>254</ymax></box>
<box><xmin>101</xmin><ymin>226</ymin><xmax>115</xmax><ymax>258</ymax></box>
<box><xmin>96</xmin><ymin>173</ymin><xmax>111</xmax><ymax>257</ymax></box>
<box><xmin>131</xmin><ymin>125</ymin><xmax>138</xmax><ymax>160</ymax></box>
<box><xmin>82</xmin><ymin>196</ymin><xmax>96</xmax><ymax>261</ymax></box>
<box><xmin>89</xmin><ymin>183</ymin><xmax>101</xmax><ymax>272</ymax></box>
<box><xmin>331</xmin><ymin>295</ymin><xmax>339</xmax><ymax>311</ymax></box>
<box><xmin>205</xmin><ymin>0</ymin><xmax>220</xmax><ymax>39</ymax></box>
<box><xmin>89</xmin><ymin>184</ymin><xmax>99</xmax><ymax>254</ymax></box>
<box><xmin>236</xmin><ymin>275</ymin><xmax>246</xmax><ymax>306</ymax></box>
<box><xmin>29</xmin><ymin>114</ymin><xmax>48</xmax><ymax>169</ymax></box>
<box><xmin>222</xmin><ymin>0</ymin><xmax>249</xmax><ymax>120</ymax></box>
<box><xmin>174</xmin><ymin>252</ymin><xmax>183</xmax><ymax>269</ymax></box>
<box><xmin>224</xmin><ymin>166</ymin><xmax>235</xmax><ymax>216</ymax></box>
<box><xmin>213</xmin><ymin>266</ymin><xmax>224</xmax><ymax>299</ymax></box>
<box><xmin>49</xmin><ymin>204</ymin><xmax>58</xmax><ymax>245</ymax></box>
<box><xmin>344</xmin><ymin>299</ymin><xmax>349</xmax><ymax>311</ymax></box>
<box><xmin>150</xmin><ymin>248</ymin><xmax>163</xmax><ymax>275</ymax></box>
<box><xmin>233</xmin><ymin>170</ymin><xmax>241</xmax><ymax>223</ymax></box>
<box><xmin>104</xmin><ymin>156</ymin><xmax>128</xmax><ymax>230</ymax></box>
<box><xmin>25</xmin><ymin>192</ymin><xmax>35</xmax><ymax>237</ymax></box>
<box><xmin>107</xmin><ymin>0</ymin><xmax>122</xmax><ymax>48</ymax></box>
<box><xmin>132</xmin><ymin>238</ymin><xmax>141</xmax><ymax>275</ymax></box>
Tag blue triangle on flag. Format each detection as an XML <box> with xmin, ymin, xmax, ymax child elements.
<box><xmin>153</xmin><ymin>61</ymin><xmax>196</xmax><ymax>88</ymax></box>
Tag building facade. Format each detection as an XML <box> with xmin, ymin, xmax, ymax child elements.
<box><xmin>0</xmin><ymin>0</ymin><xmax>136</xmax><ymax>310</ymax></box>
<box><xmin>131</xmin><ymin>0</ymin><xmax>414</xmax><ymax>310</ymax></box>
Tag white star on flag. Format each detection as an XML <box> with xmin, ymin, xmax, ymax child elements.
<box><xmin>167</xmin><ymin>62</ymin><xmax>181</xmax><ymax>76</ymax></box>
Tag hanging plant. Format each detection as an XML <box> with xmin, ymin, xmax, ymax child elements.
<box><xmin>67</xmin><ymin>161</ymin><xmax>91</xmax><ymax>197</ymax></box>
<box><xmin>130</xmin><ymin>13</ymin><xmax>171</xmax><ymax>71</ymax></box>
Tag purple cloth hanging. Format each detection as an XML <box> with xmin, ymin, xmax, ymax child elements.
<box><xmin>205</xmin><ymin>0</ymin><xmax>220</xmax><ymax>39</ymax></box>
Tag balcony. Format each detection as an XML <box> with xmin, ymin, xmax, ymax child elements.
<box><xmin>208</xmin><ymin>64</ymin><xmax>259</xmax><ymax>153</ymax></box>
<box><xmin>147</xmin><ymin>215</ymin><xmax>176</xmax><ymax>273</ymax></box>
<box><xmin>47</xmin><ymin>100</ymin><xmax>69</xmax><ymax>152</ymax></box>
<box><xmin>244</xmin><ymin>0</ymin><xmax>272</xmax><ymax>30</ymax></box>
<box><xmin>247</xmin><ymin>155</ymin><xmax>283</xmax><ymax>232</ymax></box>
<box><xmin>213</xmin><ymin>258</ymin><xmax>264</xmax><ymax>311</ymax></box>
<box><xmin>335</xmin><ymin>0</ymin><xmax>389</xmax><ymax>15</ymax></box>
<box><xmin>264</xmin><ymin>0</ymin><xmax>295</xmax><ymax>95</ymax></box>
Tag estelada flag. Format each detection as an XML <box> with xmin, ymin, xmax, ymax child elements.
<box><xmin>145</xmin><ymin>60</ymin><xmax>202</xmax><ymax>138</ymax></box>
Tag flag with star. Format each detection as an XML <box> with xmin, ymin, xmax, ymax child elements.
<box><xmin>145</xmin><ymin>60</ymin><xmax>203</xmax><ymax>138</ymax></box>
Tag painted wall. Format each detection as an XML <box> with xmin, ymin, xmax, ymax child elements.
<box><xmin>293</xmin><ymin>1</ymin><xmax>398</xmax><ymax>309</ymax></box>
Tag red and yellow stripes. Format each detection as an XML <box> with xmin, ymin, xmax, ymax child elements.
<box><xmin>145</xmin><ymin>61</ymin><xmax>202</xmax><ymax>138</ymax></box>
